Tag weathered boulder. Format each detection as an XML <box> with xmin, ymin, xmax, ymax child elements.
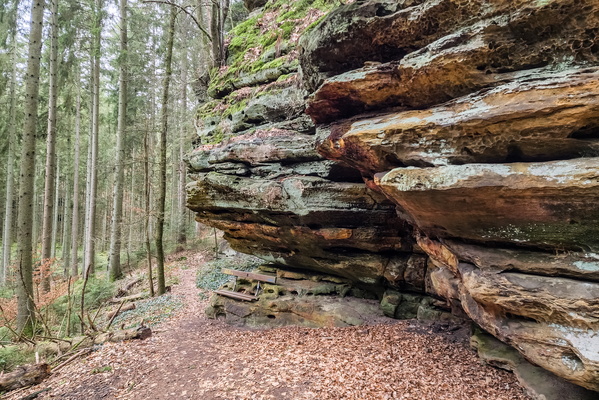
<box><xmin>243</xmin><ymin>0</ymin><xmax>267</xmax><ymax>12</ymax></box>
<box><xmin>444</xmin><ymin>241</ymin><xmax>599</xmax><ymax>282</ymax></box>
<box><xmin>207</xmin><ymin>273</ymin><xmax>388</xmax><ymax>328</ymax></box>
<box><xmin>187</xmin><ymin>169</ymin><xmax>414</xmax><ymax>283</ymax></box>
<box><xmin>300</xmin><ymin>0</ymin><xmax>516</xmax><ymax>92</ymax></box>
<box><xmin>207</xmin><ymin>266</ymin><xmax>449</xmax><ymax>327</ymax></box>
<box><xmin>457</xmin><ymin>262</ymin><xmax>599</xmax><ymax>391</ymax></box>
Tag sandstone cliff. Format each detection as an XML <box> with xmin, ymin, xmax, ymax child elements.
<box><xmin>186</xmin><ymin>0</ymin><xmax>599</xmax><ymax>392</ymax></box>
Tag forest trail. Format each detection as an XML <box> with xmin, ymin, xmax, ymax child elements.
<box><xmin>5</xmin><ymin>252</ymin><xmax>530</xmax><ymax>400</ymax></box>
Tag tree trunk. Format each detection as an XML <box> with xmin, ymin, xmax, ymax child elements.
<box><xmin>127</xmin><ymin>167</ymin><xmax>134</xmax><ymax>265</ymax></box>
<box><xmin>84</xmin><ymin>0</ymin><xmax>103</xmax><ymax>276</ymax></box>
<box><xmin>1</xmin><ymin>38</ymin><xmax>18</xmax><ymax>286</ymax></box>
<box><xmin>156</xmin><ymin>7</ymin><xmax>177</xmax><ymax>295</ymax></box>
<box><xmin>101</xmin><ymin>192</ymin><xmax>109</xmax><ymax>253</ymax></box>
<box><xmin>144</xmin><ymin>127</ymin><xmax>154</xmax><ymax>297</ymax></box>
<box><xmin>16</xmin><ymin>0</ymin><xmax>45</xmax><ymax>335</ymax></box>
<box><xmin>70</xmin><ymin>81</ymin><xmax>82</xmax><ymax>277</ymax></box>
<box><xmin>210</xmin><ymin>0</ymin><xmax>221</xmax><ymax>67</ymax></box>
<box><xmin>108</xmin><ymin>0</ymin><xmax>128</xmax><ymax>281</ymax></box>
<box><xmin>51</xmin><ymin>163</ymin><xmax>60</xmax><ymax>260</ymax></box>
<box><xmin>196</xmin><ymin>0</ymin><xmax>210</xmax><ymax>72</ymax></box>
<box><xmin>40</xmin><ymin>0</ymin><xmax>60</xmax><ymax>292</ymax></box>
<box><xmin>62</xmin><ymin>179</ymin><xmax>72</xmax><ymax>276</ymax></box>
<box><xmin>31</xmin><ymin>165</ymin><xmax>40</xmax><ymax>255</ymax></box>
<box><xmin>220</xmin><ymin>0</ymin><xmax>230</xmax><ymax>63</ymax></box>
<box><xmin>82</xmin><ymin>74</ymin><xmax>93</xmax><ymax>268</ymax></box>
<box><xmin>0</xmin><ymin>363</ymin><xmax>51</xmax><ymax>392</ymax></box>
<box><xmin>155</xmin><ymin>7</ymin><xmax>176</xmax><ymax>296</ymax></box>
<box><xmin>177</xmin><ymin>42</ymin><xmax>188</xmax><ymax>245</ymax></box>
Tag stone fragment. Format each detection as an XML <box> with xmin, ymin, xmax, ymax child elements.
<box><xmin>208</xmin><ymin>276</ymin><xmax>386</xmax><ymax>328</ymax></box>
<box><xmin>243</xmin><ymin>0</ymin><xmax>267</xmax><ymax>12</ymax></box>
<box><xmin>460</xmin><ymin>264</ymin><xmax>599</xmax><ymax>329</ymax></box>
<box><xmin>460</xmin><ymin>281</ymin><xmax>599</xmax><ymax>391</ymax></box>
<box><xmin>300</xmin><ymin>0</ymin><xmax>513</xmax><ymax>91</ymax></box>
<box><xmin>204</xmin><ymin>132</ymin><xmax>322</xmax><ymax>167</ymax></box>
<box><xmin>380</xmin><ymin>290</ymin><xmax>402</xmax><ymax>318</ymax></box>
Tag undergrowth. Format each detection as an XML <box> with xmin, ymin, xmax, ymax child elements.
<box><xmin>110</xmin><ymin>294</ymin><xmax>184</xmax><ymax>330</ymax></box>
<box><xmin>0</xmin><ymin>346</ymin><xmax>34</xmax><ymax>372</ymax></box>
<box><xmin>196</xmin><ymin>253</ymin><xmax>264</xmax><ymax>290</ymax></box>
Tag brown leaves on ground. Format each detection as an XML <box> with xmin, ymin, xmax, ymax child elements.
<box><xmin>5</xmin><ymin>250</ymin><xmax>531</xmax><ymax>400</ymax></box>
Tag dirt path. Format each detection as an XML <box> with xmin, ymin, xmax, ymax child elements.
<box><xmin>5</xmin><ymin>253</ymin><xmax>530</xmax><ymax>400</ymax></box>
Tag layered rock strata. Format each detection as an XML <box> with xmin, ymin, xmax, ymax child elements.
<box><xmin>186</xmin><ymin>1</ymin><xmax>423</xmax><ymax>291</ymax></box>
<box><xmin>187</xmin><ymin>0</ymin><xmax>599</xmax><ymax>393</ymax></box>
<box><xmin>302</xmin><ymin>0</ymin><xmax>599</xmax><ymax>391</ymax></box>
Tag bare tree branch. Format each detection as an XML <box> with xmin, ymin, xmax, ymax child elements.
<box><xmin>143</xmin><ymin>0</ymin><xmax>212</xmax><ymax>41</ymax></box>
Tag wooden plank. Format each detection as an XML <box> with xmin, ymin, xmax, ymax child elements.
<box><xmin>221</xmin><ymin>268</ymin><xmax>277</xmax><ymax>283</ymax></box>
<box><xmin>214</xmin><ymin>289</ymin><xmax>257</xmax><ymax>301</ymax></box>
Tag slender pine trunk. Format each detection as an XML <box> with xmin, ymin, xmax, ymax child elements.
<box><xmin>84</xmin><ymin>0</ymin><xmax>103</xmax><ymax>276</ymax></box>
<box><xmin>144</xmin><ymin>128</ymin><xmax>154</xmax><ymax>297</ymax></box>
<box><xmin>70</xmin><ymin>81</ymin><xmax>82</xmax><ymax>276</ymax></box>
<box><xmin>177</xmin><ymin>44</ymin><xmax>188</xmax><ymax>245</ymax></box>
<box><xmin>62</xmin><ymin>179</ymin><xmax>71</xmax><ymax>276</ymax></box>
<box><xmin>50</xmin><ymin>163</ymin><xmax>60</xmax><ymax>260</ymax></box>
<box><xmin>1</xmin><ymin>39</ymin><xmax>18</xmax><ymax>286</ymax></box>
<box><xmin>108</xmin><ymin>0</ymin><xmax>128</xmax><ymax>281</ymax></box>
<box><xmin>40</xmin><ymin>0</ymin><xmax>60</xmax><ymax>292</ymax></box>
<box><xmin>155</xmin><ymin>7</ymin><xmax>176</xmax><ymax>296</ymax></box>
<box><xmin>16</xmin><ymin>0</ymin><xmax>45</xmax><ymax>335</ymax></box>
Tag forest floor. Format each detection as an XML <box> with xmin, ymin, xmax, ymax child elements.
<box><xmin>4</xmin><ymin>250</ymin><xmax>531</xmax><ymax>400</ymax></box>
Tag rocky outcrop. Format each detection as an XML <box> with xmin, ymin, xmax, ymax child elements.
<box><xmin>377</xmin><ymin>159</ymin><xmax>599</xmax><ymax>249</ymax></box>
<box><xmin>187</xmin><ymin>0</ymin><xmax>599</xmax><ymax>393</ymax></box>
<box><xmin>186</xmin><ymin>1</ymin><xmax>421</xmax><ymax>289</ymax></box>
<box><xmin>301</xmin><ymin>0</ymin><xmax>599</xmax><ymax>392</ymax></box>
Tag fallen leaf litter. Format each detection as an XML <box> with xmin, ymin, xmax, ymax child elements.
<box><xmin>5</xmin><ymin>251</ymin><xmax>531</xmax><ymax>400</ymax></box>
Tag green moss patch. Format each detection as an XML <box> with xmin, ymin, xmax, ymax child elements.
<box><xmin>208</xmin><ymin>0</ymin><xmax>336</xmax><ymax>97</ymax></box>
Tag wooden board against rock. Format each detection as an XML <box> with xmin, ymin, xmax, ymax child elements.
<box><xmin>221</xmin><ymin>268</ymin><xmax>276</xmax><ymax>283</ymax></box>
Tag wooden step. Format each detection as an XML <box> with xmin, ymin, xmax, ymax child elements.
<box><xmin>221</xmin><ymin>268</ymin><xmax>277</xmax><ymax>283</ymax></box>
<box><xmin>214</xmin><ymin>289</ymin><xmax>257</xmax><ymax>301</ymax></box>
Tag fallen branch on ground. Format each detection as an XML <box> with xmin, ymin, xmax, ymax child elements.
<box><xmin>94</xmin><ymin>326</ymin><xmax>152</xmax><ymax>344</ymax></box>
<box><xmin>52</xmin><ymin>348</ymin><xmax>92</xmax><ymax>372</ymax></box>
<box><xmin>109</xmin><ymin>292</ymin><xmax>147</xmax><ymax>304</ymax></box>
<box><xmin>114</xmin><ymin>278</ymin><xmax>142</xmax><ymax>298</ymax></box>
<box><xmin>107</xmin><ymin>303</ymin><xmax>136</xmax><ymax>320</ymax></box>
<box><xmin>0</xmin><ymin>364</ymin><xmax>51</xmax><ymax>392</ymax></box>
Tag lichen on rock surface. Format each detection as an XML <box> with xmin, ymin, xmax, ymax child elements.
<box><xmin>187</xmin><ymin>0</ymin><xmax>599</xmax><ymax>394</ymax></box>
